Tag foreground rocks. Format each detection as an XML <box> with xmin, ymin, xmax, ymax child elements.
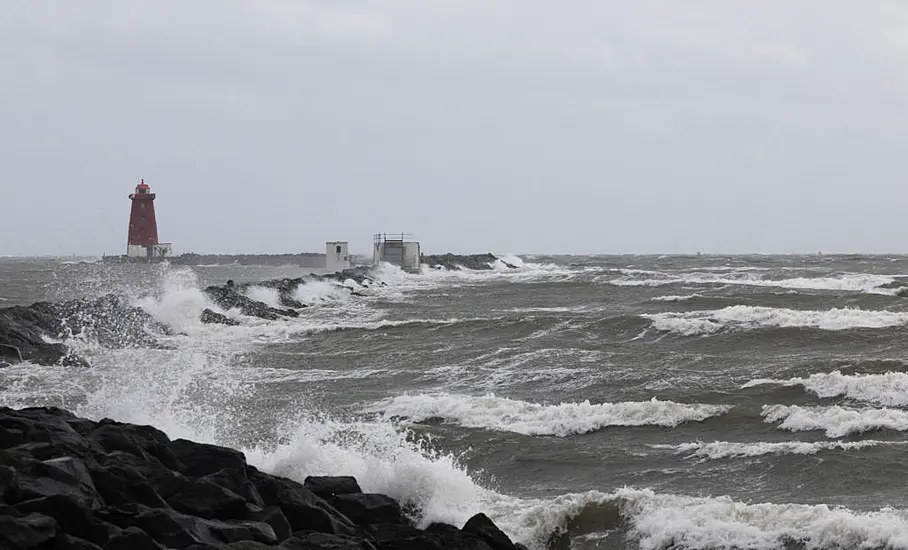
<box><xmin>0</xmin><ymin>407</ymin><xmax>526</xmax><ymax>550</ymax></box>
<box><xmin>422</xmin><ymin>254</ymin><xmax>516</xmax><ymax>271</ymax></box>
<box><xmin>0</xmin><ymin>295</ymin><xmax>169</xmax><ymax>367</ymax></box>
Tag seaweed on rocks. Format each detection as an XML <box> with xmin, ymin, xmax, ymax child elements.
<box><xmin>0</xmin><ymin>407</ymin><xmax>524</xmax><ymax>550</ymax></box>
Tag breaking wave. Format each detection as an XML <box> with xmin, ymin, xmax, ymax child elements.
<box><xmin>365</xmin><ymin>393</ymin><xmax>731</xmax><ymax>437</ymax></box>
<box><xmin>745</xmin><ymin>370</ymin><xmax>908</xmax><ymax>407</ymax></box>
<box><xmin>644</xmin><ymin>306</ymin><xmax>908</xmax><ymax>335</ymax></box>
<box><xmin>607</xmin><ymin>269</ymin><xmax>897</xmax><ymax>294</ymax></box>
<box><xmin>654</xmin><ymin>439</ymin><xmax>906</xmax><ymax>460</ymax></box>
<box><xmin>762</xmin><ymin>404</ymin><xmax>908</xmax><ymax>438</ymax></box>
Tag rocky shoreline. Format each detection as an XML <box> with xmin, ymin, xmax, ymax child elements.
<box><xmin>0</xmin><ymin>255</ymin><xmax>513</xmax><ymax>367</ymax></box>
<box><xmin>0</xmin><ymin>406</ymin><xmax>526</xmax><ymax>549</ymax></box>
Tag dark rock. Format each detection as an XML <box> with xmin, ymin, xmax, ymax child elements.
<box><xmin>201</xmin><ymin>309</ymin><xmax>241</xmax><ymax>326</ymax></box>
<box><xmin>0</xmin><ymin>295</ymin><xmax>170</xmax><ymax>366</ymax></box>
<box><xmin>203</xmin><ymin>285</ymin><xmax>299</xmax><ymax>320</ymax></box>
<box><xmin>205</xmin><ymin>468</ymin><xmax>264</xmax><ymax>508</ymax></box>
<box><xmin>421</xmin><ymin>254</ymin><xmax>515</xmax><ymax>271</ymax></box>
<box><xmin>462</xmin><ymin>513</ymin><xmax>516</xmax><ymax>550</ymax></box>
<box><xmin>426</xmin><ymin>522</ymin><xmax>494</xmax><ymax>550</ymax></box>
<box><xmin>102</xmin><ymin>506</ymin><xmax>277</xmax><ymax>547</ymax></box>
<box><xmin>244</xmin><ymin>504</ymin><xmax>292</xmax><ymax>541</ymax></box>
<box><xmin>282</xmin><ymin>532</ymin><xmax>377</xmax><ymax>549</ymax></box>
<box><xmin>15</xmin><ymin>494</ymin><xmax>112</xmax><ymax>545</ymax></box>
<box><xmin>366</xmin><ymin>523</ymin><xmax>443</xmax><ymax>550</ymax></box>
<box><xmin>14</xmin><ymin>456</ymin><xmax>103</xmax><ymax>508</ymax></box>
<box><xmin>330</xmin><ymin>493</ymin><xmax>408</xmax><ymax>526</ymax></box>
<box><xmin>0</xmin><ymin>512</ymin><xmax>57</xmax><ymax>549</ymax></box>
<box><xmin>104</xmin><ymin>526</ymin><xmax>166</xmax><ymax>550</ymax></box>
<box><xmin>0</xmin><ymin>342</ymin><xmax>23</xmax><ymax>364</ymax></box>
<box><xmin>304</xmin><ymin>476</ymin><xmax>363</xmax><ymax>499</ymax></box>
<box><xmin>167</xmin><ymin>478</ymin><xmax>249</xmax><ymax>519</ymax></box>
<box><xmin>45</xmin><ymin>534</ymin><xmax>104</xmax><ymax>550</ymax></box>
<box><xmin>88</xmin><ymin>461</ymin><xmax>169</xmax><ymax>509</ymax></box>
<box><xmin>249</xmin><ymin>468</ymin><xmax>356</xmax><ymax>536</ymax></box>
<box><xmin>167</xmin><ymin>439</ymin><xmax>247</xmax><ymax>478</ymax></box>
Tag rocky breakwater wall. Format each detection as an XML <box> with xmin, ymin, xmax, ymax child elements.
<box><xmin>200</xmin><ymin>267</ymin><xmax>378</xmax><ymax>325</ymax></box>
<box><xmin>0</xmin><ymin>296</ymin><xmax>169</xmax><ymax>368</ymax></box>
<box><xmin>421</xmin><ymin>254</ymin><xmax>517</xmax><ymax>271</ymax></box>
<box><xmin>0</xmin><ymin>407</ymin><xmax>527</xmax><ymax>550</ymax></box>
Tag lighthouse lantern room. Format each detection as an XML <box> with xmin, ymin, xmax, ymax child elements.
<box><xmin>126</xmin><ymin>179</ymin><xmax>172</xmax><ymax>260</ymax></box>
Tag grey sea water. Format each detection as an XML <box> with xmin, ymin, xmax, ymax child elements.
<box><xmin>4</xmin><ymin>254</ymin><xmax>908</xmax><ymax>549</ymax></box>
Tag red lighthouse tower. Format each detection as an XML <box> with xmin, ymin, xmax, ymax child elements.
<box><xmin>126</xmin><ymin>179</ymin><xmax>171</xmax><ymax>260</ymax></box>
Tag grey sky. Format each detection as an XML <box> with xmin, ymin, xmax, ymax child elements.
<box><xmin>2</xmin><ymin>1</ymin><xmax>907</xmax><ymax>256</ymax></box>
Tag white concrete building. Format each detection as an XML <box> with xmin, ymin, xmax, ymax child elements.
<box><xmin>326</xmin><ymin>241</ymin><xmax>351</xmax><ymax>272</ymax></box>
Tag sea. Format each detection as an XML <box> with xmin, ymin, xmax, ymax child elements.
<box><xmin>3</xmin><ymin>254</ymin><xmax>908</xmax><ymax>549</ymax></box>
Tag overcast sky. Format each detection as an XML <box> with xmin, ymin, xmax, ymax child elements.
<box><xmin>2</xmin><ymin>1</ymin><xmax>908</xmax><ymax>256</ymax></box>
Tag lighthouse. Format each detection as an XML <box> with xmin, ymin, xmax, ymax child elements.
<box><xmin>126</xmin><ymin>179</ymin><xmax>171</xmax><ymax>260</ymax></box>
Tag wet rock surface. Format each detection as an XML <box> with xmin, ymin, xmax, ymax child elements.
<box><xmin>0</xmin><ymin>407</ymin><xmax>524</xmax><ymax>550</ymax></box>
<box><xmin>422</xmin><ymin>254</ymin><xmax>516</xmax><ymax>271</ymax></box>
<box><xmin>0</xmin><ymin>295</ymin><xmax>169</xmax><ymax>367</ymax></box>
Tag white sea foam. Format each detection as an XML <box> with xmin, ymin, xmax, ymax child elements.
<box><xmin>644</xmin><ymin>306</ymin><xmax>908</xmax><ymax>336</ymax></box>
<box><xmin>745</xmin><ymin>370</ymin><xmax>908</xmax><ymax>407</ymax></box>
<box><xmin>293</xmin><ymin>279</ymin><xmax>354</xmax><ymax>305</ymax></box>
<box><xmin>654</xmin><ymin>439</ymin><xmax>905</xmax><ymax>460</ymax></box>
<box><xmin>365</xmin><ymin>393</ymin><xmax>731</xmax><ymax>437</ymax></box>
<box><xmin>611</xmin><ymin>487</ymin><xmax>908</xmax><ymax>550</ymax></box>
<box><xmin>762</xmin><ymin>404</ymin><xmax>908</xmax><ymax>438</ymax></box>
<box><xmin>243</xmin><ymin>286</ymin><xmax>282</xmax><ymax>309</ymax></box>
<box><xmin>608</xmin><ymin>269</ymin><xmax>896</xmax><ymax>294</ymax></box>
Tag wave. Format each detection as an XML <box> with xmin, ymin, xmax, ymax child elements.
<box><xmin>651</xmin><ymin>294</ymin><xmax>705</xmax><ymax>302</ymax></box>
<box><xmin>644</xmin><ymin>306</ymin><xmax>908</xmax><ymax>336</ymax></box>
<box><xmin>607</xmin><ymin>269</ymin><xmax>896</xmax><ymax>294</ymax></box>
<box><xmin>762</xmin><ymin>404</ymin><xmax>908</xmax><ymax>438</ymax></box>
<box><xmin>653</xmin><ymin>439</ymin><xmax>906</xmax><ymax>460</ymax></box>
<box><xmin>745</xmin><ymin>370</ymin><xmax>908</xmax><ymax>407</ymax></box>
<box><xmin>365</xmin><ymin>393</ymin><xmax>731</xmax><ymax>437</ymax></box>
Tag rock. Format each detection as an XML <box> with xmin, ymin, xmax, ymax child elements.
<box><xmin>44</xmin><ymin>534</ymin><xmax>104</xmax><ymax>550</ymax></box>
<box><xmin>421</xmin><ymin>254</ymin><xmax>515</xmax><ymax>271</ymax></box>
<box><xmin>0</xmin><ymin>512</ymin><xmax>57</xmax><ymax>549</ymax></box>
<box><xmin>248</xmin><ymin>468</ymin><xmax>356</xmax><ymax>536</ymax></box>
<box><xmin>15</xmin><ymin>494</ymin><xmax>112</xmax><ymax>545</ymax></box>
<box><xmin>462</xmin><ymin>513</ymin><xmax>517</xmax><ymax>550</ymax></box>
<box><xmin>0</xmin><ymin>342</ymin><xmax>23</xmax><ymax>364</ymax></box>
<box><xmin>365</xmin><ymin>523</ymin><xmax>443</xmax><ymax>550</ymax></box>
<box><xmin>329</xmin><ymin>493</ymin><xmax>408</xmax><ymax>526</ymax></box>
<box><xmin>88</xmin><ymin>461</ymin><xmax>169</xmax><ymax>509</ymax></box>
<box><xmin>167</xmin><ymin>439</ymin><xmax>247</xmax><ymax>478</ymax></box>
<box><xmin>203</xmin><ymin>285</ymin><xmax>299</xmax><ymax>320</ymax></box>
<box><xmin>426</xmin><ymin>522</ymin><xmax>496</xmax><ymax>550</ymax></box>
<box><xmin>0</xmin><ymin>407</ymin><xmax>523</xmax><ymax>550</ymax></box>
<box><xmin>13</xmin><ymin>456</ymin><xmax>103</xmax><ymax>508</ymax></box>
<box><xmin>204</xmin><ymin>468</ymin><xmax>264</xmax><ymax>508</ymax></box>
<box><xmin>281</xmin><ymin>532</ymin><xmax>377</xmax><ymax>549</ymax></box>
<box><xmin>0</xmin><ymin>294</ymin><xmax>169</xmax><ymax>366</ymax></box>
<box><xmin>304</xmin><ymin>476</ymin><xmax>363</xmax><ymax>499</ymax></box>
<box><xmin>166</xmin><ymin>478</ymin><xmax>249</xmax><ymax>519</ymax></box>
<box><xmin>104</xmin><ymin>526</ymin><xmax>166</xmax><ymax>550</ymax></box>
<box><xmin>201</xmin><ymin>309</ymin><xmax>240</xmax><ymax>326</ymax></box>
<box><xmin>244</xmin><ymin>504</ymin><xmax>292</xmax><ymax>541</ymax></box>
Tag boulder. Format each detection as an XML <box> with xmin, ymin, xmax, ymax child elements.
<box><xmin>304</xmin><ymin>476</ymin><xmax>363</xmax><ymax>499</ymax></box>
<box><xmin>248</xmin><ymin>468</ymin><xmax>356</xmax><ymax>535</ymax></box>
<box><xmin>167</xmin><ymin>439</ymin><xmax>247</xmax><ymax>478</ymax></box>
<box><xmin>201</xmin><ymin>309</ymin><xmax>241</xmax><ymax>326</ymax></box>
<box><xmin>0</xmin><ymin>512</ymin><xmax>57</xmax><ymax>550</ymax></box>
<box><xmin>329</xmin><ymin>493</ymin><xmax>408</xmax><ymax>526</ymax></box>
<box><xmin>462</xmin><ymin>513</ymin><xmax>517</xmax><ymax>550</ymax></box>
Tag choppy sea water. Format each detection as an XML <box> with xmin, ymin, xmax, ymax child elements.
<box><xmin>5</xmin><ymin>254</ymin><xmax>908</xmax><ymax>549</ymax></box>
